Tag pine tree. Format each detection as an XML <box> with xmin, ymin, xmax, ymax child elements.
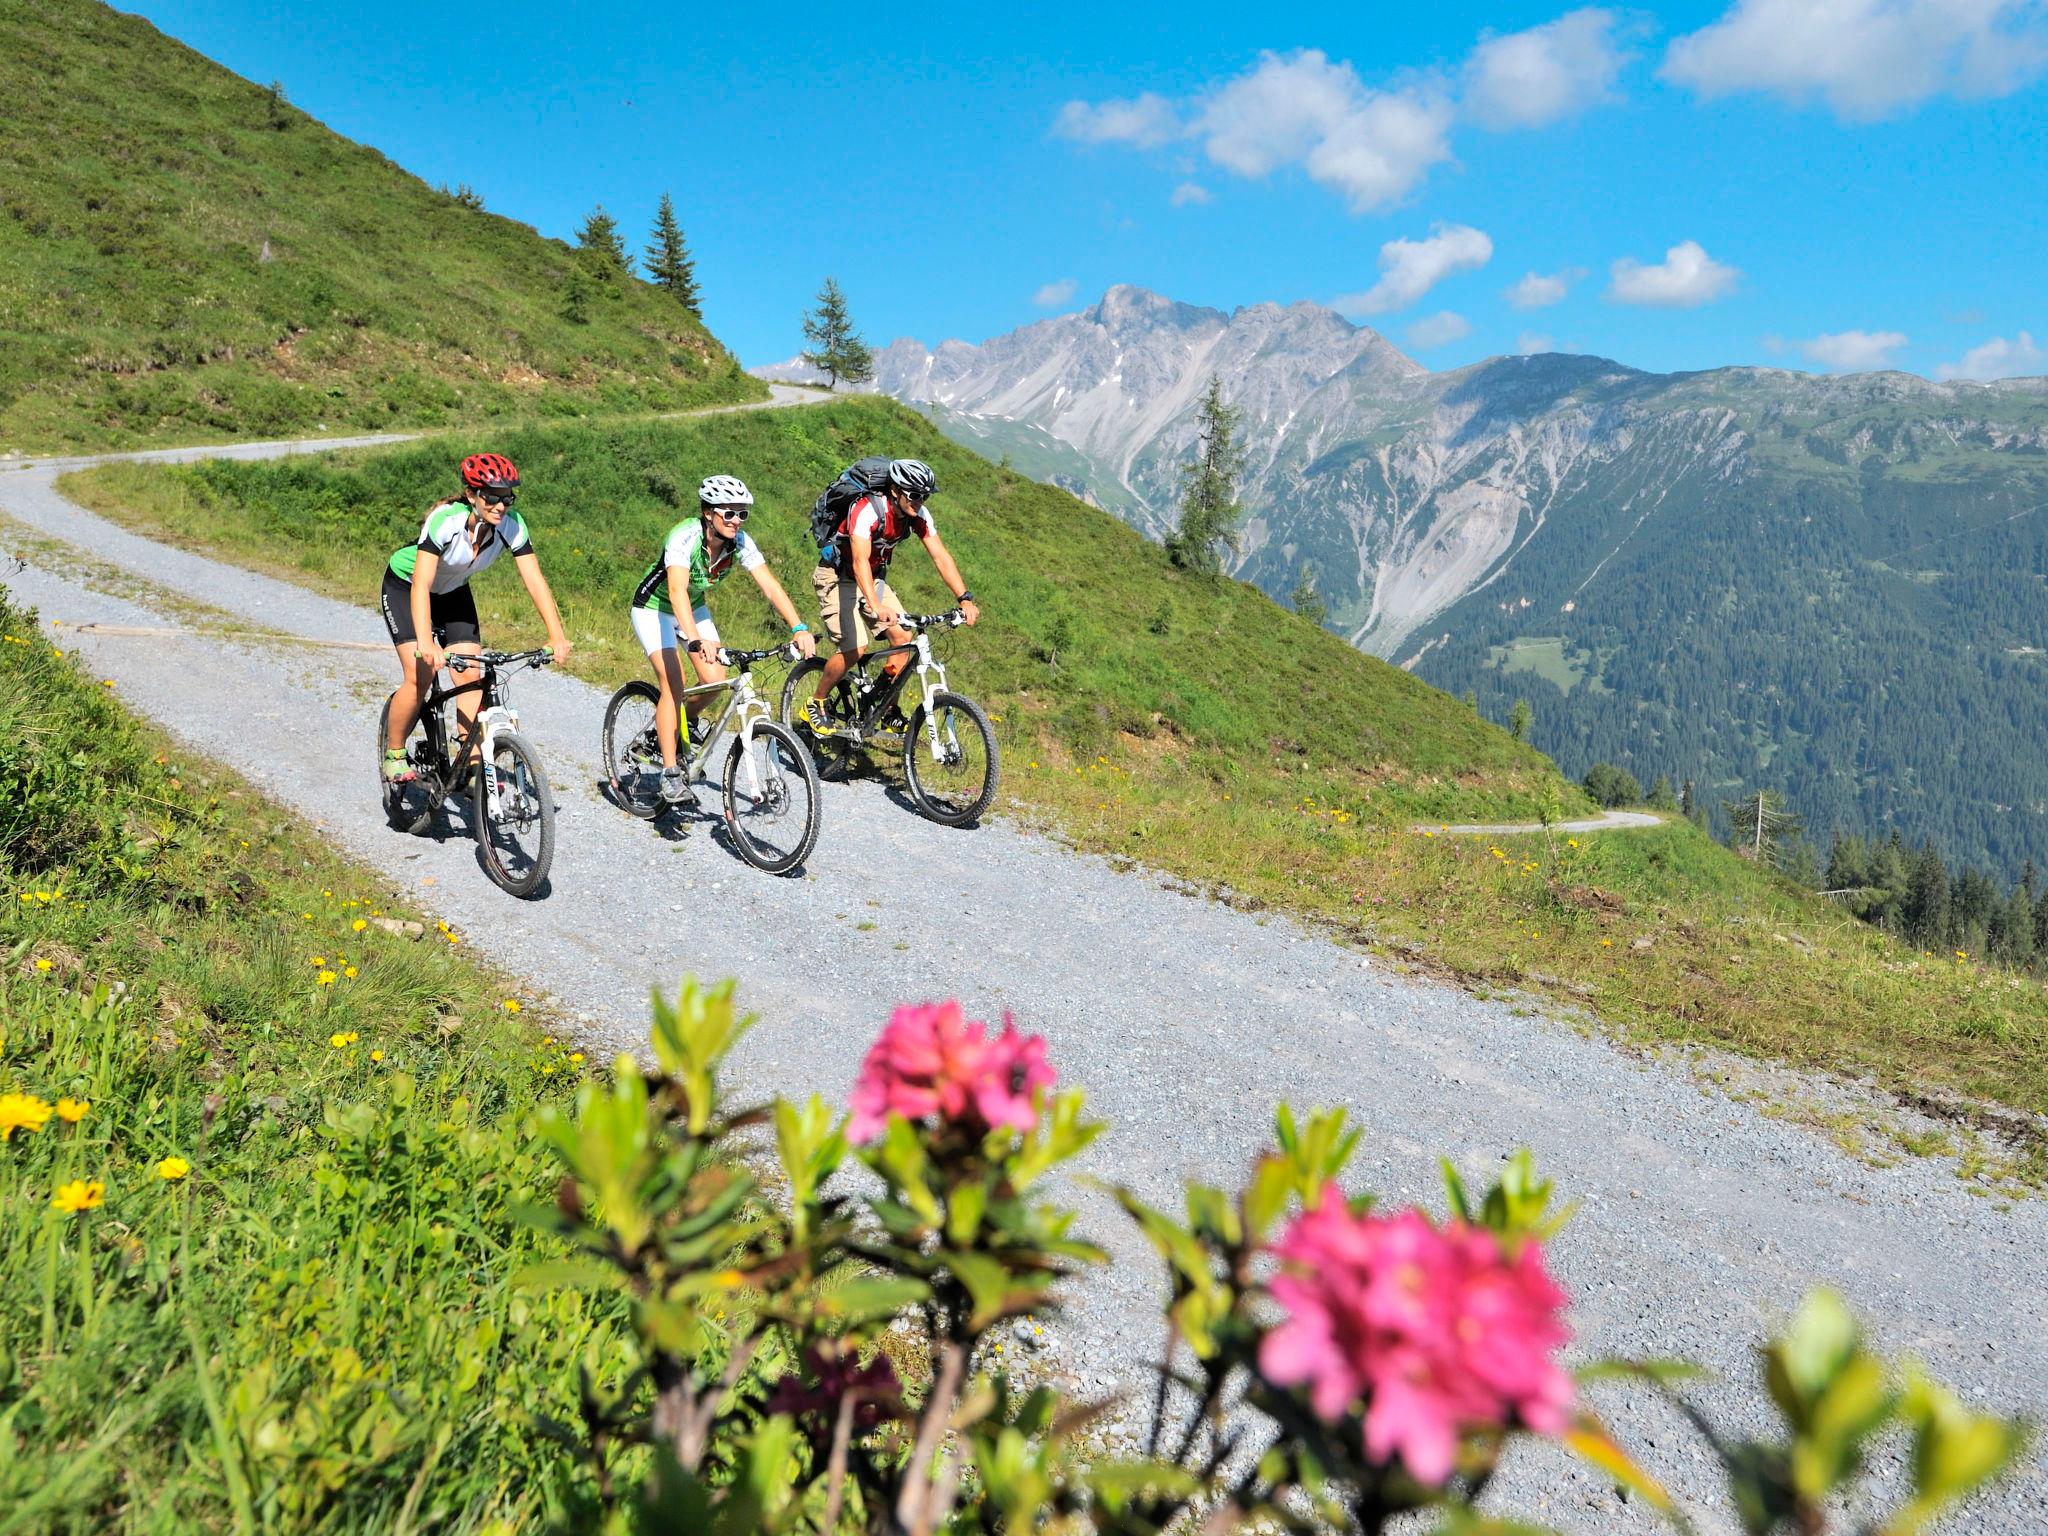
<box><xmin>1646</xmin><ymin>774</ymin><xmax>1677</xmax><ymax>811</ymax></box>
<box><xmin>1904</xmin><ymin>843</ymin><xmax>1951</xmax><ymax>948</ymax></box>
<box><xmin>1720</xmin><ymin>788</ymin><xmax>1802</xmax><ymax>866</ymax></box>
<box><xmin>1509</xmin><ymin>698</ymin><xmax>1532</xmax><ymax>743</ymax></box>
<box><xmin>576</xmin><ymin>204</ymin><xmax>631</xmax><ymax>280</ymax></box>
<box><xmin>644</xmin><ymin>193</ymin><xmax>701</xmax><ymax>314</ymax></box>
<box><xmin>1166</xmin><ymin>376</ymin><xmax>1247</xmax><ymax>575</ymax></box>
<box><xmin>800</xmin><ymin>277</ymin><xmax>873</xmax><ymax>388</ymax></box>
<box><xmin>1290</xmin><ymin>563</ymin><xmax>1328</xmax><ymax>625</ymax></box>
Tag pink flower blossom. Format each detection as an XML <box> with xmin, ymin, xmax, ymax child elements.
<box><xmin>1258</xmin><ymin>1190</ymin><xmax>1573</xmax><ymax>1486</ymax></box>
<box><xmin>847</xmin><ymin>1002</ymin><xmax>1055</xmax><ymax>1143</ymax></box>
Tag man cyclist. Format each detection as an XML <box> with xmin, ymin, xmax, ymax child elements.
<box><xmin>381</xmin><ymin>452</ymin><xmax>571</xmax><ymax>783</ymax></box>
<box><xmin>804</xmin><ymin>457</ymin><xmax>978</xmax><ymax>736</ymax></box>
<box><xmin>631</xmin><ymin>474</ymin><xmax>816</xmax><ymax>806</ymax></box>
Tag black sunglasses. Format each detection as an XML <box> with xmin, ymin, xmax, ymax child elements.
<box><xmin>478</xmin><ymin>487</ymin><xmax>517</xmax><ymax>506</ymax></box>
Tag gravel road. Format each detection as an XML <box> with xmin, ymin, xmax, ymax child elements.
<box><xmin>3</xmin><ymin>427</ymin><xmax>2041</xmax><ymax>1532</ymax></box>
<box><xmin>1421</xmin><ymin>810</ymin><xmax>1665</xmax><ymax>835</ymax></box>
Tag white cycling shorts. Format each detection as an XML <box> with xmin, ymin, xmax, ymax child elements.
<box><xmin>629</xmin><ymin>605</ymin><xmax>719</xmax><ymax>658</ymax></box>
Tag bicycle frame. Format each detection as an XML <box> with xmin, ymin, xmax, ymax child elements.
<box><xmin>416</xmin><ymin>655</ymin><xmax>535</xmax><ymax>810</ymax></box>
<box><xmin>839</xmin><ymin>624</ymin><xmax>955</xmax><ymax>761</ymax></box>
<box><xmin>675</xmin><ymin>666</ymin><xmax>775</xmax><ymax>781</ymax></box>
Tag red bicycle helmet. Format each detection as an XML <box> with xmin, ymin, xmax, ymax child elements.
<box><xmin>460</xmin><ymin>452</ymin><xmax>520</xmax><ymax>492</ymax></box>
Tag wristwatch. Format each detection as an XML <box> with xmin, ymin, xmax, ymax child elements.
<box><xmin>956</xmin><ymin>590</ymin><xmax>976</xmax><ymax>604</ymax></box>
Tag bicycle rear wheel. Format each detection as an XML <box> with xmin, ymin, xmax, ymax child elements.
<box><xmin>904</xmin><ymin>690</ymin><xmax>999</xmax><ymax>828</ymax></box>
<box><xmin>723</xmin><ymin>720</ymin><xmax>823</xmax><ymax>875</ymax></box>
<box><xmin>475</xmin><ymin>730</ymin><xmax>555</xmax><ymax>896</ymax></box>
<box><xmin>601</xmin><ymin>680</ymin><xmax>665</xmax><ymax>820</ymax></box>
<box><xmin>377</xmin><ymin>692</ymin><xmax>434</xmax><ymax>835</ymax></box>
<box><xmin>779</xmin><ymin>656</ymin><xmax>860</xmax><ymax>783</ymax></box>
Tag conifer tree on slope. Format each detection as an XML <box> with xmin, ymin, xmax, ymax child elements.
<box><xmin>1167</xmin><ymin>375</ymin><xmax>1247</xmax><ymax>575</ymax></box>
<box><xmin>800</xmin><ymin>277</ymin><xmax>873</xmax><ymax>388</ymax></box>
<box><xmin>644</xmin><ymin>193</ymin><xmax>701</xmax><ymax>314</ymax></box>
<box><xmin>576</xmin><ymin>204</ymin><xmax>632</xmax><ymax>279</ymax></box>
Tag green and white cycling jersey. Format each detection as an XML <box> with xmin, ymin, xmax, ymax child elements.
<box><xmin>632</xmin><ymin>518</ymin><xmax>764</xmax><ymax>614</ymax></box>
<box><xmin>387</xmin><ymin>502</ymin><xmax>532</xmax><ymax>594</ymax></box>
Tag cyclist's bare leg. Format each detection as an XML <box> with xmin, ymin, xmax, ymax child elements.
<box><xmin>876</xmin><ymin>620</ymin><xmax>914</xmax><ymax>681</ymax></box>
<box><xmin>448</xmin><ymin>641</ymin><xmax>485</xmax><ymax>763</ymax></box>
<box><xmin>814</xmin><ymin>644</ymin><xmax>858</xmax><ymax>701</ymax></box>
<box><xmin>684</xmin><ymin>647</ymin><xmax>728</xmax><ymax>737</ymax></box>
<box><xmin>648</xmin><ymin>645</ymin><xmax>688</xmax><ymax>770</ymax></box>
<box><xmin>387</xmin><ymin>641</ymin><xmax>433</xmax><ymax>752</ymax></box>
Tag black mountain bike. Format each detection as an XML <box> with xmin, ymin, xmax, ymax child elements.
<box><xmin>778</xmin><ymin>610</ymin><xmax>999</xmax><ymax>828</ymax></box>
<box><xmin>377</xmin><ymin>649</ymin><xmax>557</xmax><ymax>897</ymax></box>
<box><xmin>601</xmin><ymin>641</ymin><xmax>823</xmax><ymax>875</ymax></box>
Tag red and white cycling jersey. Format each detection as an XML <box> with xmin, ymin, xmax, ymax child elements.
<box><xmin>837</xmin><ymin>493</ymin><xmax>934</xmax><ymax>578</ymax></box>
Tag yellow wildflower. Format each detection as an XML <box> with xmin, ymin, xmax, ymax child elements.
<box><xmin>343</xmin><ymin>966</ymin><xmax>357</xmax><ymax>979</ymax></box>
<box><xmin>0</xmin><ymin>1093</ymin><xmax>55</xmax><ymax>1140</ymax></box>
<box><xmin>310</xmin><ymin>956</ymin><xmax>326</xmax><ymax>966</ymax></box>
<box><xmin>1567</xmin><ymin>839</ymin><xmax>1579</xmax><ymax>848</ymax></box>
<box><xmin>56</xmin><ymin>1097</ymin><xmax>89</xmax><ymax>1124</ymax></box>
<box><xmin>352</xmin><ymin>919</ymin><xmax>367</xmax><ymax>932</ymax></box>
<box><xmin>503</xmin><ymin>1000</ymin><xmax>521</xmax><ymax>1014</ymax></box>
<box><xmin>569</xmin><ymin>1052</ymin><xmax>585</xmax><ymax>1065</ymax></box>
<box><xmin>34</xmin><ymin>958</ymin><xmax>52</xmax><ymax>973</ymax></box>
<box><xmin>156</xmin><ymin>1156</ymin><xmax>191</xmax><ymax>1181</ymax></box>
<box><xmin>51</xmin><ymin>1179</ymin><xmax>105</xmax><ymax>1213</ymax></box>
<box><xmin>316</xmin><ymin>970</ymin><xmax>337</xmax><ymax>986</ymax></box>
<box><xmin>370</xmin><ymin>1050</ymin><xmax>385</xmax><ymax>1063</ymax></box>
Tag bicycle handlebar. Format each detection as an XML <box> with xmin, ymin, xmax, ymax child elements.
<box><xmin>446</xmin><ymin>648</ymin><xmax>556</xmax><ymax>675</ymax></box>
<box><xmin>899</xmin><ymin>609</ymin><xmax>966</xmax><ymax>632</ymax></box>
<box><xmin>715</xmin><ymin>640</ymin><xmax>803</xmax><ymax>668</ymax></box>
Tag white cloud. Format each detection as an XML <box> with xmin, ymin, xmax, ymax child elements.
<box><xmin>1515</xmin><ymin>331</ymin><xmax>1557</xmax><ymax>354</ymax></box>
<box><xmin>1936</xmin><ymin>331</ymin><xmax>2047</xmax><ymax>380</ymax></box>
<box><xmin>1607</xmin><ymin>240</ymin><xmax>1740</xmax><ymax>307</ymax></box>
<box><xmin>1798</xmin><ymin>329</ymin><xmax>1909</xmax><ymax>370</ymax></box>
<box><xmin>1333</xmin><ymin>223</ymin><xmax>1494</xmax><ymax>316</ymax></box>
<box><xmin>1170</xmin><ymin>181</ymin><xmax>1212</xmax><ymax>206</ymax></box>
<box><xmin>1506</xmin><ymin>267</ymin><xmax>1582</xmax><ymax>308</ymax></box>
<box><xmin>1052</xmin><ymin>93</ymin><xmax>1181</xmax><ymax>148</ymax></box>
<box><xmin>1192</xmin><ymin>50</ymin><xmax>1455</xmax><ymax>212</ymax></box>
<box><xmin>1033</xmin><ymin>278</ymin><xmax>1078</xmax><ymax>308</ymax></box>
<box><xmin>1663</xmin><ymin>0</ymin><xmax>2048</xmax><ymax>120</ymax></box>
<box><xmin>1464</xmin><ymin>9</ymin><xmax>1634</xmax><ymax>128</ymax></box>
<box><xmin>1406</xmin><ymin>311</ymin><xmax>1473</xmax><ymax>349</ymax></box>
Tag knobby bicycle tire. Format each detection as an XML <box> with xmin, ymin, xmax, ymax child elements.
<box><xmin>904</xmin><ymin>690</ymin><xmax>999</xmax><ymax>828</ymax></box>
<box><xmin>377</xmin><ymin>692</ymin><xmax>435</xmax><ymax>835</ymax></box>
<box><xmin>601</xmin><ymin>679</ymin><xmax>665</xmax><ymax>820</ymax></box>
<box><xmin>722</xmin><ymin>719</ymin><xmax>823</xmax><ymax>875</ymax></box>
<box><xmin>474</xmin><ymin>730</ymin><xmax>555</xmax><ymax>897</ymax></box>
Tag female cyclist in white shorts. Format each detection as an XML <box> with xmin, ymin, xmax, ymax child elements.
<box><xmin>629</xmin><ymin>474</ymin><xmax>815</xmax><ymax>804</ymax></box>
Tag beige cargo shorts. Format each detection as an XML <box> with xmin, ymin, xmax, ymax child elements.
<box><xmin>812</xmin><ymin>565</ymin><xmax>906</xmax><ymax>652</ymax></box>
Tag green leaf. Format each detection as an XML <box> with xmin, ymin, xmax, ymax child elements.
<box><xmin>1768</xmin><ymin>1290</ymin><xmax>1861</xmax><ymax>1426</ymax></box>
<box><xmin>1563</xmin><ymin>1415</ymin><xmax>1676</xmax><ymax>1516</ymax></box>
<box><xmin>817</xmin><ymin>1275</ymin><xmax>930</xmax><ymax>1325</ymax></box>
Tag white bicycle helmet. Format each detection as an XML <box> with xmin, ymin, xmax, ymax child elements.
<box><xmin>888</xmin><ymin>459</ymin><xmax>937</xmax><ymax>499</ymax></box>
<box><xmin>698</xmin><ymin>474</ymin><xmax>754</xmax><ymax>508</ymax></box>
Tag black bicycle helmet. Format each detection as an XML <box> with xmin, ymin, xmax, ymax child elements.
<box><xmin>888</xmin><ymin>458</ymin><xmax>937</xmax><ymax>500</ymax></box>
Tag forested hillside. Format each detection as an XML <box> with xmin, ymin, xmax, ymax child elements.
<box><xmin>1419</xmin><ymin>400</ymin><xmax>2048</xmax><ymax>880</ymax></box>
<box><xmin>0</xmin><ymin>0</ymin><xmax>761</xmax><ymax>451</ymax></box>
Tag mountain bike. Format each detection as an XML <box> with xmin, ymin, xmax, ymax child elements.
<box><xmin>601</xmin><ymin>641</ymin><xmax>823</xmax><ymax>876</ymax></box>
<box><xmin>778</xmin><ymin>610</ymin><xmax>999</xmax><ymax>828</ymax></box>
<box><xmin>376</xmin><ymin>649</ymin><xmax>557</xmax><ymax>897</ymax></box>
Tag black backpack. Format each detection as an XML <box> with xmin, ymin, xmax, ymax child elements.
<box><xmin>810</xmin><ymin>455</ymin><xmax>894</xmax><ymax>563</ymax></box>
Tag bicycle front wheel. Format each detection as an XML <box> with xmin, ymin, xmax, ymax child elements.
<box><xmin>475</xmin><ymin>730</ymin><xmax>555</xmax><ymax>897</ymax></box>
<box><xmin>723</xmin><ymin>720</ymin><xmax>822</xmax><ymax>875</ymax></box>
<box><xmin>904</xmin><ymin>690</ymin><xmax>999</xmax><ymax>828</ymax></box>
<box><xmin>601</xmin><ymin>680</ymin><xmax>665</xmax><ymax>820</ymax></box>
<box><xmin>377</xmin><ymin>692</ymin><xmax>434</xmax><ymax>835</ymax></box>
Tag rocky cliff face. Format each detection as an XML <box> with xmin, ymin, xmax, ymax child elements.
<box><xmin>775</xmin><ymin>289</ymin><xmax>2048</xmax><ymax>665</ymax></box>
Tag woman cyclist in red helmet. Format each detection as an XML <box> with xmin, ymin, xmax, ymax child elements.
<box><xmin>379</xmin><ymin>452</ymin><xmax>572</xmax><ymax>782</ymax></box>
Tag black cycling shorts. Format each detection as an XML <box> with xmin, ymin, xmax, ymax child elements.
<box><xmin>380</xmin><ymin>570</ymin><xmax>481</xmax><ymax>649</ymax></box>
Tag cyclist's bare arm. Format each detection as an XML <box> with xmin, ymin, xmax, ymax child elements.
<box><xmin>513</xmin><ymin>552</ymin><xmax>572</xmax><ymax>666</ymax></box>
<box><xmin>920</xmin><ymin>529</ymin><xmax>979</xmax><ymax>625</ymax></box>
<box><xmin>410</xmin><ymin>551</ymin><xmax>445</xmax><ymax>672</ymax></box>
<box><xmin>750</xmin><ymin>565</ymin><xmax>817</xmax><ymax>657</ymax></box>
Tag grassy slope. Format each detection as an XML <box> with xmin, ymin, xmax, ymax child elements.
<box><xmin>64</xmin><ymin>399</ymin><xmax>2048</xmax><ymax>1143</ymax></box>
<box><xmin>0</xmin><ymin>586</ymin><xmax>632</xmax><ymax>1530</ymax></box>
<box><xmin>0</xmin><ymin>0</ymin><xmax>763</xmax><ymax>453</ymax></box>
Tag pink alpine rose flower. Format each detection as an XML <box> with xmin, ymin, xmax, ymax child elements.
<box><xmin>1258</xmin><ymin>1189</ymin><xmax>1572</xmax><ymax>1486</ymax></box>
<box><xmin>847</xmin><ymin>1002</ymin><xmax>1055</xmax><ymax>1143</ymax></box>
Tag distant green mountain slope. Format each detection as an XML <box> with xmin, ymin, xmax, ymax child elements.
<box><xmin>0</xmin><ymin>0</ymin><xmax>761</xmax><ymax>451</ymax></box>
<box><xmin>1411</xmin><ymin>372</ymin><xmax>2048</xmax><ymax>879</ymax></box>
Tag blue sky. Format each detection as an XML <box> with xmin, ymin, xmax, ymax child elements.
<box><xmin>128</xmin><ymin>1</ymin><xmax>2048</xmax><ymax>379</ymax></box>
